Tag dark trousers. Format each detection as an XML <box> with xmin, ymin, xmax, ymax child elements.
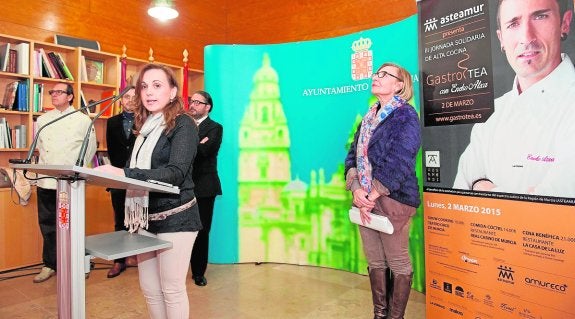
<box><xmin>37</xmin><ymin>187</ymin><xmax>57</xmax><ymax>270</ymax></box>
<box><xmin>190</xmin><ymin>196</ymin><xmax>215</xmax><ymax>277</ymax></box>
<box><xmin>110</xmin><ymin>188</ymin><xmax>127</xmax><ymax>263</ymax></box>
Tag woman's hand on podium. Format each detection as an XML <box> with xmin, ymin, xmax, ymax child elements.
<box><xmin>93</xmin><ymin>164</ymin><xmax>125</xmax><ymax>177</ymax></box>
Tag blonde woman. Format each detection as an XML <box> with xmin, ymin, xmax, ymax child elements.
<box><xmin>345</xmin><ymin>62</ymin><xmax>421</xmax><ymax>319</ymax></box>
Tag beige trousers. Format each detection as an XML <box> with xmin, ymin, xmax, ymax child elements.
<box><xmin>137</xmin><ymin>229</ymin><xmax>198</xmax><ymax>319</ymax></box>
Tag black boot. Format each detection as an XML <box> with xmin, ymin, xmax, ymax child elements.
<box><xmin>386</xmin><ymin>268</ymin><xmax>394</xmax><ymax>307</ymax></box>
<box><xmin>388</xmin><ymin>273</ymin><xmax>412</xmax><ymax>319</ymax></box>
<box><xmin>368</xmin><ymin>267</ymin><xmax>388</xmax><ymax>319</ymax></box>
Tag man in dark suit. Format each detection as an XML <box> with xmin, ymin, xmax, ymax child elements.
<box><xmin>105</xmin><ymin>86</ymin><xmax>137</xmax><ymax>278</ymax></box>
<box><xmin>188</xmin><ymin>91</ymin><xmax>223</xmax><ymax>286</ymax></box>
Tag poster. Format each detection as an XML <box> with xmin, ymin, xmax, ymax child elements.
<box><xmin>419</xmin><ymin>0</ymin><xmax>575</xmax><ymax>317</ymax></box>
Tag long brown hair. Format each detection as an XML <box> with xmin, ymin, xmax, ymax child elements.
<box><xmin>133</xmin><ymin>63</ymin><xmax>183</xmax><ymax>133</ymax></box>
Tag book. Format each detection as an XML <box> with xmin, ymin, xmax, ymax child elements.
<box><xmin>0</xmin><ymin>43</ymin><xmax>10</xmax><ymax>72</ymax></box>
<box><xmin>14</xmin><ymin>81</ymin><xmax>28</xmax><ymax>111</ymax></box>
<box><xmin>348</xmin><ymin>207</ymin><xmax>394</xmax><ymax>234</ymax></box>
<box><xmin>85</xmin><ymin>58</ymin><xmax>104</xmax><ymax>83</ymax></box>
<box><xmin>56</xmin><ymin>53</ymin><xmax>74</xmax><ymax>80</ymax></box>
<box><xmin>13</xmin><ymin>42</ymin><xmax>30</xmax><ymax>75</ymax></box>
<box><xmin>32</xmin><ymin>83</ymin><xmax>44</xmax><ymax>112</ymax></box>
<box><xmin>1</xmin><ymin>81</ymin><xmax>18</xmax><ymax>109</ymax></box>
<box><xmin>32</xmin><ymin>49</ymin><xmax>42</xmax><ymax>77</ymax></box>
<box><xmin>47</xmin><ymin>52</ymin><xmax>65</xmax><ymax>79</ymax></box>
<box><xmin>80</xmin><ymin>55</ymin><xmax>88</xmax><ymax>82</ymax></box>
<box><xmin>7</xmin><ymin>49</ymin><xmax>17</xmax><ymax>73</ymax></box>
<box><xmin>80</xmin><ymin>89</ymin><xmax>87</xmax><ymax>110</ymax></box>
<box><xmin>14</xmin><ymin>124</ymin><xmax>26</xmax><ymax>148</ymax></box>
<box><xmin>0</xmin><ymin>118</ymin><xmax>12</xmax><ymax>148</ymax></box>
<box><xmin>0</xmin><ymin>118</ymin><xmax>6</xmax><ymax>148</ymax></box>
<box><xmin>38</xmin><ymin>48</ymin><xmax>58</xmax><ymax>78</ymax></box>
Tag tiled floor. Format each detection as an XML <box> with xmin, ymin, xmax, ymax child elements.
<box><xmin>0</xmin><ymin>262</ymin><xmax>425</xmax><ymax>318</ymax></box>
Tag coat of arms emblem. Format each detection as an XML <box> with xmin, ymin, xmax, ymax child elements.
<box><xmin>351</xmin><ymin>37</ymin><xmax>373</xmax><ymax>81</ymax></box>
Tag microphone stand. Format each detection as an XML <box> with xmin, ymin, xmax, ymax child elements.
<box><xmin>75</xmin><ymin>85</ymin><xmax>134</xmax><ymax>167</ymax></box>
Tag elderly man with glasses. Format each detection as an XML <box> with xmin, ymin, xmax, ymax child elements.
<box><xmin>33</xmin><ymin>82</ymin><xmax>97</xmax><ymax>283</ymax></box>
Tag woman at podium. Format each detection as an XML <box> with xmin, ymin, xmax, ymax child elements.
<box><xmin>95</xmin><ymin>63</ymin><xmax>201</xmax><ymax>319</ymax></box>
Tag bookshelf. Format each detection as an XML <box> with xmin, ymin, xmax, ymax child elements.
<box><xmin>78</xmin><ymin>48</ymin><xmax>119</xmax><ymax>152</ymax></box>
<box><xmin>0</xmin><ymin>34</ymin><xmax>32</xmax><ymax>164</ymax></box>
<box><xmin>0</xmin><ymin>33</ymin><xmax>205</xmax><ymax>272</ymax></box>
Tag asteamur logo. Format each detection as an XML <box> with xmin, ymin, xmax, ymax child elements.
<box><xmin>423</xmin><ymin>4</ymin><xmax>486</xmax><ymax>33</ymax></box>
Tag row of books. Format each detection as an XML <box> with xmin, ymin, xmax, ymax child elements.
<box><xmin>33</xmin><ymin>48</ymin><xmax>74</xmax><ymax>80</ymax></box>
<box><xmin>1</xmin><ymin>80</ymin><xmax>122</xmax><ymax>116</ymax></box>
<box><xmin>0</xmin><ymin>118</ymin><xmax>26</xmax><ymax>149</ymax></box>
<box><xmin>1</xmin><ymin>81</ymin><xmax>29</xmax><ymax>111</ymax></box>
<box><xmin>1</xmin><ymin>44</ymin><xmax>102</xmax><ymax>85</ymax></box>
<box><xmin>0</xmin><ymin>42</ymin><xmax>29</xmax><ymax>74</ymax></box>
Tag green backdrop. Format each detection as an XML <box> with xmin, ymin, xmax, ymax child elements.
<box><xmin>205</xmin><ymin>15</ymin><xmax>425</xmax><ymax>292</ymax></box>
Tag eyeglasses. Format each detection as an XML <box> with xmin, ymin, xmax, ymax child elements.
<box><xmin>372</xmin><ymin>70</ymin><xmax>402</xmax><ymax>81</ymax></box>
<box><xmin>189</xmin><ymin>99</ymin><xmax>208</xmax><ymax>106</ymax></box>
<box><xmin>48</xmin><ymin>89</ymin><xmax>68</xmax><ymax>96</ymax></box>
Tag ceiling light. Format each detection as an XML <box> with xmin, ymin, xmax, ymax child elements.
<box><xmin>148</xmin><ymin>0</ymin><xmax>179</xmax><ymax>21</ymax></box>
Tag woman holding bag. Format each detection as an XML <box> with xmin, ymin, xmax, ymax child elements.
<box><xmin>344</xmin><ymin>62</ymin><xmax>421</xmax><ymax>319</ymax></box>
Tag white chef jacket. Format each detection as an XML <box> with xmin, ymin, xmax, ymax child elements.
<box><xmin>36</xmin><ymin>106</ymin><xmax>97</xmax><ymax>190</ymax></box>
<box><xmin>454</xmin><ymin>54</ymin><xmax>575</xmax><ymax>198</ymax></box>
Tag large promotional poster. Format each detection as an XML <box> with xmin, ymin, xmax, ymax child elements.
<box><xmin>419</xmin><ymin>0</ymin><xmax>575</xmax><ymax>318</ymax></box>
<box><xmin>205</xmin><ymin>16</ymin><xmax>426</xmax><ymax>290</ymax></box>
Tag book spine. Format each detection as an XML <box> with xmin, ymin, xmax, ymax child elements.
<box><xmin>56</xmin><ymin>53</ymin><xmax>74</xmax><ymax>80</ymax></box>
<box><xmin>15</xmin><ymin>43</ymin><xmax>30</xmax><ymax>75</ymax></box>
<box><xmin>20</xmin><ymin>125</ymin><xmax>27</xmax><ymax>148</ymax></box>
<box><xmin>4</xmin><ymin>120</ymin><xmax>12</xmax><ymax>148</ymax></box>
<box><xmin>47</xmin><ymin>52</ymin><xmax>65</xmax><ymax>79</ymax></box>
<box><xmin>39</xmin><ymin>48</ymin><xmax>57</xmax><ymax>78</ymax></box>
<box><xmin>0</xmin><ymin>118</ymin><xmax>6</xmax><ymax>148</ymax></box>
<box><xmin>8</xmin><ymin>49</ymin><xmax>17</xmax><ymax>73</ymax></box>
<box><xmin>0</xmin><ymin>43</ymin><xmax>10</xmax><ymax>72</ymax></box>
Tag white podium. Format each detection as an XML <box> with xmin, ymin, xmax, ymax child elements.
<box><xmin>10</xmin><ymin>164</ymin><xmax>179</xmax><ymax>319</ymax></box>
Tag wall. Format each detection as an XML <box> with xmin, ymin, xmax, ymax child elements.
<box><xmin>226</xmin><ymin>0</ymin><xmax>416</xmax><ymax>44</ymax></box>
<box><xmin>0</xmin><ymin>0</ymin><xmax>415</xmax><ymax>69</ymax></box>
<box><xmin>0</xmin><ymin>0</ymin><xmax>226</xmax><ymax>70</ymax></box>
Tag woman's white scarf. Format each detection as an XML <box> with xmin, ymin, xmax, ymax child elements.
<box><xmin>124</xmin><ymin>113</ymin><xmax>165</xmax><ymax>233</ymax></box>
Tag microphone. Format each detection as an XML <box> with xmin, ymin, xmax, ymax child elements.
<box><xmin>8</xmin><ymin>92</ymin><xmax>125</xmax><ymax>165</ymax></box>
<box><xmin>75</xmin><ymin>85</ymin><xmax>135</xmax><ymax>166</ymax></box>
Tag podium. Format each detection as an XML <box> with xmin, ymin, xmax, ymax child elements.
<box><xmin>10</xmin><ymin>164</ymin><xmax>179</xmax><ymax>319</ymax></box>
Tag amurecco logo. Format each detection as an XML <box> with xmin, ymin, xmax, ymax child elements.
<box><xmin>497</xmin><ymin>265</ymin><xmax>514</xmax><ymax>284</ymax></box>
<box><xmin>524</xmin><ymin>276</ymin><xmax>568</xmax><ymax>293</ymax></box>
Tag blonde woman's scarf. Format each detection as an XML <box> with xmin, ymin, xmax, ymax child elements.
<box><xmin>356</xmin><ymin>95</ymin><xmax>404</xmax><ymax>192</ymax></box>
